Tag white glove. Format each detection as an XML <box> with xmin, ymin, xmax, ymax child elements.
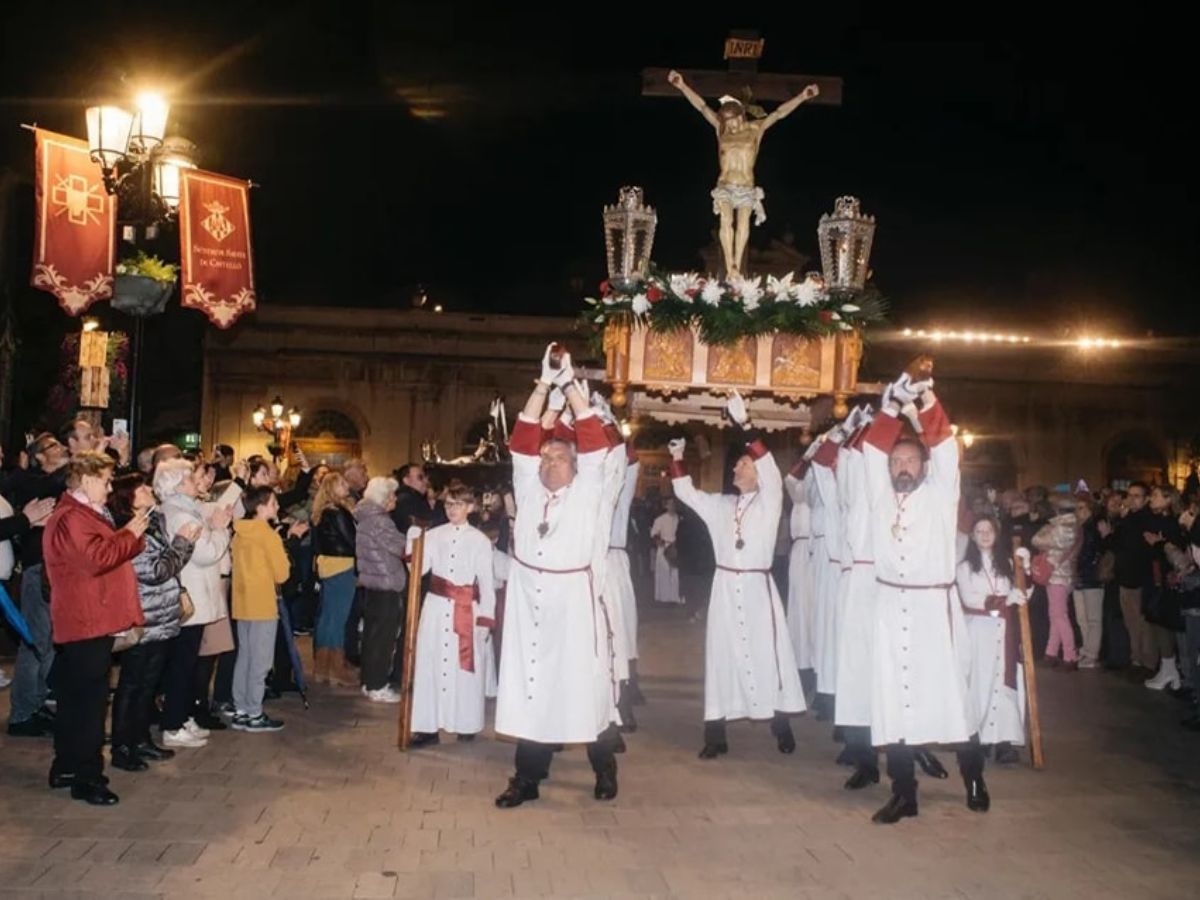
<box><xmin>890</xmin><ymin>374</ymin><xmax>924</xmax><ymax>406</ymax></box>
<box><xmin>552</xmin><ymin>351</ymin><xmax>575</xmax><ymax>388</ymax></box>
<box><xmin>539</xmin><ymin>343</ymin><xmax>558</xmax><ymax>386</ymax></box>
<box><xmin>668</xmin><ymin>438</ymin><xmax>686</xmax><ymax>461</ymax></box>
<box><xmin>547</xmin><ymin>386</ymin><xmax>566</xmax><ymax>412</ymax></box>
<box><xmin>826</xmin><ymin>423</ymin><xmax>848</xmax><ymax>444</ymax></box>
<box><xmin>1014</xmin><ymin>546</ymin><xmax>1031</xmax><ymax>571</ymax></box>
<box><xmin>857</xmin><ymin>405</ymin><xmax>875</xmax><ymax>429</ymax></box>
<box><xmin>1006</xmin><ymin>587</ymin><xmax>1029</xmax><ymax>607</ymax></box>
<box><xmin>406</xmin><ymin>525</ymin><xmax>423</xmax><ymax>546</ymax></box>
<box><xmin>726</xmin><ymin>390</ymin><xmax>749</xmax><ymax>427</ymax></box>
<box><xmin>591</xmin><ymin>391</ymin><xmax>615</xmax><ymax>425</ymax></box>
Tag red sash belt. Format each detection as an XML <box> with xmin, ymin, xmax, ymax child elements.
<box><xmin>429</xmin><ymin>575</ymin><xmax>479</xmax><ymax>673</ymax></box>
<box><xmin>961</xmin><ymin>596</ymin><xmax>1020</xmax><ymax>689</ymax></box>
<box><xmin>714</xmin><ymin>564</ymin><xmax>783</xmax><ymax>691</ymax></box>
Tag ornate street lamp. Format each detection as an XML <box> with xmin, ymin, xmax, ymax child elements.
<box><xmin>252</xmin><ymin>397</ymin><xmax>302</xmax><ymax>464</ymax></box>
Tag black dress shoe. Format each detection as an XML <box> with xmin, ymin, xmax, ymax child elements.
<box><xmin>456</xmin><ymin>733</ymin><xmax>476</xmax><ymax>742</ymax></box>
<box><xmin>698</xmin><ymin>741</ymin><xmax>729</xmax><ymax>759</ymax></box>
<box><xmin>135</xmin><ymin>742</ymin><xmax>175</xmax><ymax>761</ymax></box>
<box><xmin>49</xmin><ymin>771</ymin><xmax>110</xmax><ymax>789</ymax></box>
<box><xmin>914</xmin><ymin>750</ymin><xmax>949</xmax><ymax>779</ymax></box>
<box><xmin>408</xmin><ymin>732</ymin><xmax>440</xmax><ymax>748</ymax></box>
<box><xmin>872</xmin><ymin>793</ymin><xmax>918</xmax><ymax>824</ymax></box>
<box><xmin>110</xmin><ymin>746</ymin><xmax>149</xmax><ymax>772</ymax></box>
<box><xmin>7</xmin><ymin>717</ymin><xmax>52</xmax><ymax>738</ymax></box>
<box><xmin>965</xmin><ymin>777</ymin><xmax>990</xmax><ymax>813</ymax></box>
<box><xmin>772</xmin><ymin>720</ymin><xmax>796</xmax><ymax>755</ymax></box>
<box><xmin>835</xmin><ymin>745</ymin><xmax>857</xmax><ymax>767</ymax></box>
<box><xmin>70</xmin><ymin>782</ymin><xmax>119</xmax><ymax>806</ymax></box>
<box><xmin>593</xmin><ymin>762</ymin><xmax>618</xmax><ymax>801</ymax></box>
<box><xmin>494</xmin><ymin>777</ymin><xmax>539</xmax><ymax>808</ymax></box>
<box><xmin>993</xmin><ymin>743</ymin><xmax>1020</xmax><ymax>765</ymax></box>
<box><xmin>844</xmin><ymin>766</ymin><xmax>881</xmax><ymax>791</ymax></box>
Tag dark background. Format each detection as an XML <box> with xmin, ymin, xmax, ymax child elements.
<box><xmin>1</xmin><ymin>3</ymin><xmax>1195</xmax><ymax>442</ymax></box>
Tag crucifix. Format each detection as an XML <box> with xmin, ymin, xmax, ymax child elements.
<box><xmin>643</xmin><ymin>30</ymin><xmax>843</xmax><ymax>279</ymax></box>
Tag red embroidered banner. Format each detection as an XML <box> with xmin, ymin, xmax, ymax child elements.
<box><xmin>179</xmin><ymin>168</ymin><xmax>256</xmax><ymax>329</ymax></box>
<box><xmin>30</xmin><ymin>129</ymin><xmax>116</xmax><ymax>315</ymax></box>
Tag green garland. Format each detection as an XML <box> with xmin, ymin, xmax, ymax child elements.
<box><xmin>579</xmin><ymin>264</ymin><xmax>886</xmax><ymax>347</ymax></box>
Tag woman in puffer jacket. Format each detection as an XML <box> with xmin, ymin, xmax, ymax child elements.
<box><xmin>107</xmin><ymin>473</ymin><xmax>200</xmax><ymax>771</ymax></box>
<box><xmin>354</xmin><ymin>477</ymin><xmax>408</xmax><ymax>703</ymax></box>
<box><xmin>156</xmin><ymin>459</ymin><xmax>233</xmax><ymax>749</ymax></box>
<box><xmin>1033</xmin><ymin>493</ymin><xmax>1081</xmax><ymax>668</ymax></box>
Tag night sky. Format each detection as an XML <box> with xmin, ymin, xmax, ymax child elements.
<box><xmin>0</xmin><ymin>4</ymin><xmax>1196</xmax><ymax>436</ymax></box>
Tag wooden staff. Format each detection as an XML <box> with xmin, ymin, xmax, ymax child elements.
<box><xmin>398</xmin><ymin>529</ymin><xmax>425</xmax><ymax>750</ymax></box>
<box><xmin>1012</xmin><ymin>536</ymin><xmax>1045</xmax><ymax>769</ymax></box>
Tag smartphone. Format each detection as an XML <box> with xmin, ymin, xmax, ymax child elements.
<box><xmin>112</xmin><ymin>418</ymin><xmax>129</xmax><ymax>437</ymax></box>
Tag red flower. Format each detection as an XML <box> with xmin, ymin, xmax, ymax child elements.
<box><xmin>818</xmin><ymin>310</ymin><xmax>834</xmax><ymax>325</ymax></box>
<box><xmin>599</xmin><ymin>280</ymin><xmax>611</xmax><ymax>297</ymax></box>
<box><xmin>646</xmin><ymin>284</ymin><xmax>664</xmax><ymax>303</ymax></box>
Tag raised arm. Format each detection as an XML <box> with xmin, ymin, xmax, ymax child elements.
<box><xmin>762</xmin><ymin>83</ymin><xmax>819</xmax><ymax>131</ymax></box>
<box><xmin>669</xmin><ymin>70</ymin><xmax>720</xmax><ymax>129</ymax></box>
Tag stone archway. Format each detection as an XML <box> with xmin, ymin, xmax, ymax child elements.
<box><xmin>294</xmin><ymin>408</ymin><xmax>362</xmax><ymax>468</ymax></box>
<box><xmin>1104</xmin><ymin>429</ymin><xmax>1167</xmax><ymax>488</ymax></box>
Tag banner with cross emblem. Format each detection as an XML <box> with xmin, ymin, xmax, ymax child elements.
<box><xmin>179</xmin><ymin>168</ymin><xmax>256</xmax><ymax>329</ymax></box>
<box><xmin>30</xmin><ymin>129</ymin><xmax>116</xmax><ymax>315</ymax></box>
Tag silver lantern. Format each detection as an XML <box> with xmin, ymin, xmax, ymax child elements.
<box><xmin>817</xmin><ymin>196</ymin><xmax>876</xmax><ymax>291</ymax></box>
<box><xmin>603</xmin><ymin>186</ymin><xmax>657</xmax><ymax>292</ymax></box>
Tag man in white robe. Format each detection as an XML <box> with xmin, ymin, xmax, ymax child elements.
<box><xmin>493</xmin><ymin>345</ymin><xmax>621</xmax><ymax>808</ymax></box>
<box><xmin>862</xmin><ymin>366</ymin><xmax>989</xmax><ymax>824</ymax></box>
<box><xmin>783</xmin><ymin>458</ymin><xmax>814</xmax><ymax>674</ymax></box>
<box><xmin>669</xmin><ymin>392</ymin><xmax>806</xmax><ymax>758</ymax></box>
<box><xmin>608</xmin><ymin>443</ymin><xmax>643</xmax><ymax>704</ymax></box>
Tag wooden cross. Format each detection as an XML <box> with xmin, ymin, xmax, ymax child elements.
<box><xmin>643</xmin><ymin>29</ymin><xmax>842</xmax><ymax>107</ymax></box>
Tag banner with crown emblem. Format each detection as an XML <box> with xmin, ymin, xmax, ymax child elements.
<box><xmin>30</xmin><ymin>129</ymin><xmax>116</xmax><ymax>315</ymax></box>
<box><xmin>178</xmin><ymin>168</ymin><xmax>256</xmax><ymax>329</ymax></box>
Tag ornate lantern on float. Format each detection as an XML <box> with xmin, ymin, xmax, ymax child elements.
<box><xmin>817</xmin><ymin>195</ymin><xmax>876</xmax><ymax>291</ymax></box>
<box><xmin>602</xmin><ymin>186</ymin><xmax>657</xmax><ymax>292</ymax></box>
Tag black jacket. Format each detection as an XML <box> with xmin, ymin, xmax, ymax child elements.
<box><xmin>3</xmin><ymin>467</ymin><xmax>68</xmax><ymax>568</ymax></box>
<box><xmin>390</xmin><ymin>485</ymin><xmax>445</xmax><ymax>532</ymax></box>
<box><xmin>313</xmin><ymin>506</ymin><xmax>356</xmax><ymax>558</ymax></box>
<box><xmin>1114</xmin><ymin>507</ymin><xmax>1157</xmax><ymax>589</ymax></box>
<box><xmin>1074</xmin><ymin>517</ymin><xmax>1105</xmax><ymax>589</ymax></box>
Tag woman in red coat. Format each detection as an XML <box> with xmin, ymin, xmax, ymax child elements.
<box><xmin>43</xmin><ymin>451</ymin><xmax>147</xmax><ymax>805</ymax></box>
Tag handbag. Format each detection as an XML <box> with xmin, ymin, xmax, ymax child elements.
<box><xmin>1031</xmin><ymin>552</ymin><xmax>1054</xmax><ymax>587</ymax></box>
<box><xmin>178</xmin><ymin>586</ymin><xmax>195</xmax><ymax>622</ymax></box>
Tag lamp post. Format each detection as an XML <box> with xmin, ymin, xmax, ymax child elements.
<box><xmin>251</xmin><ymin>397</ymin><xmax>302</xmax><ymax>465</ymax></box>
<box><xmin>84</xmin><ymin>90</ymin><xmax>199</xmax><ymax>449</ymax></box>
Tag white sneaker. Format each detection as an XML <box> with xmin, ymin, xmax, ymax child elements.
<box><xmin>363</xmin><ymin>685</ymin><xmax>402</xmax><ymax>704</ymax></box>
<box><xmin>1078</xmin><ymin>659</ymin><xmax>1099</xmax><ymax>670</ymax></box>
<box><xmin>1145</xmin><ymin>659</ymin><xmax>1182</xmax><ymax>691</ymax></box>
<box><xmin>162</xmin><ymin>728</ymin><xmax>208</xmax><ymax>749</ymax></box>
<box><xmin>182</xmin><ymin>717</ymin><xmax>211</xmax><ymax>739</ymax></box>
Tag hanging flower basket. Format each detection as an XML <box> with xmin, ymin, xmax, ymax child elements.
<box><xmin>111</xmin><ymin>274</ymin><xmax>175</xmax><ymax>317</ymax></box>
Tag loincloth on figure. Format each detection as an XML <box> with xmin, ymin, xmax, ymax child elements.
<box><xmin>710</xmin><ymin>183</ymin><xmax>766</xmax><ymax>226</ymax></box>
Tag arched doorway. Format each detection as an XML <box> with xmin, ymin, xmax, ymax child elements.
<box><xmin>293</xmin><ymin>409</ymin><xmax>362</xmax><ymax>467</ymax></box>
<box><xmin>961</xmin><ymin>438</ymin><xmax>1017</xmax><ymax>491</ymax></box>
<box><xmin>1105</xmin><ymin>431</ymin><xmax>1167</xmax><ymax>489</ymax></box>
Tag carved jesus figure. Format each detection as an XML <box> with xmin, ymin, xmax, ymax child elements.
<box><xmin>668</xmin><ymin>70</ymin><xmax>819</xmax><ymax>278</ymax></box>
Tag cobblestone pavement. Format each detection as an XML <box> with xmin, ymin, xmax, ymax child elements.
<box><xmin>2</xmin><ymin>605</ymin><xmax>1199</xmax><ymax>898</ymax></box>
